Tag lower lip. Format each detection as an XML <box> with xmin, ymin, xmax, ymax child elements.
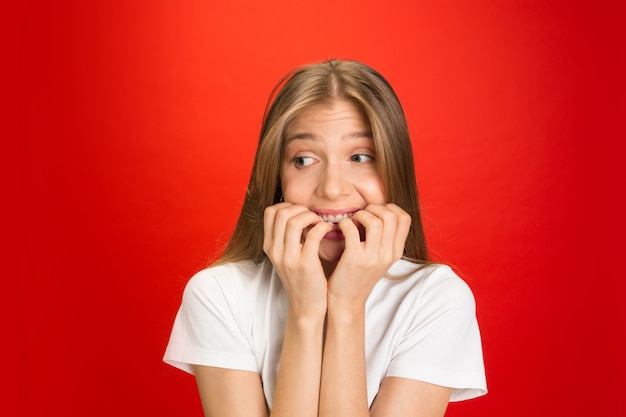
<box><xmin>323</xmin><ymin>229</ymin><xmax>345</xmax><ymax>241</ymax></box>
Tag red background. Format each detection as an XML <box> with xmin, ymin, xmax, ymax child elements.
<box><xmin>10</xmin><ymin>1</ymin><xmax>624</xmax><ymax>416</ymax></box>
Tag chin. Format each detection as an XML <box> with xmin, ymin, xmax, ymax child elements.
<box><xmin>318</xmin><ymin>240</ymin><xmax>345</xmax><ymax>264</ymax></box>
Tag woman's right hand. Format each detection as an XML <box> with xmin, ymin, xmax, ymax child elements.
<box><xmin>263</xmin><ymin>202</ymin><xmax>333</xmax><ymax>318</ymax></box>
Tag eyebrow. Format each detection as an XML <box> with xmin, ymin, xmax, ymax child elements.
<box><xmin>285</xmin><ymin>131</ymin><xmax>373</xmax><ymax>143</ymax></box>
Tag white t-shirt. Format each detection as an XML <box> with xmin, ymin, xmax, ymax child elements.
<box><xmin>164</xmin><ymin>259</ymin><xmax>487</xmax><ymax>407</ymax></box>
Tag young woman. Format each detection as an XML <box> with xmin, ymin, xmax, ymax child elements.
<box><xmin>164</xmin><ymin>59</ymin><xmax>487</xmax><ymax>417</ymax></box>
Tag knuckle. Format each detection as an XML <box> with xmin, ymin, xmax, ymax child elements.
<box><xmin>264</xmin><ymin>205</ymin><xmax>276</xmax><ymax>219</ymax></box>
<box><xmin>398</xmin><ymin>211</ymin><xmax>411</xmax><ymax>226</ymax></box>
<box><xmin>371</xmin><ymin>216</ymin><xmax>383</xmax><ymax>228</ymax></box>
<box><xmin>285</xmin><ymin>216</ymin><xmax>300</xmax><ymax>230</ymax></box>
<box><xmin>381</xmin><ymin>211</ymin><xmax>396</xmax><ymax>223</ymax></box>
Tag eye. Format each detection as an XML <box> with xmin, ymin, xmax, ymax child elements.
<box><xmin>293</xmin><ymin>156</ymin><xmax>316</xmax><ymax>167</ymax></box>
<box><xmin>351</xmin><ymin>154</ymin><xmax>375</xmax><ymax>163</ymax></box>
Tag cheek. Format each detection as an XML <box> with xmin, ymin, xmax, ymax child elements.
<box><xmin>280</xmin><ymin>174</ymin><xmax>311</xmax><ymax>203</ymax></box>
<box><xmin>357</xmin><ymin>176</ymin><xmax>386</xmax><ymax>203</ymax></box>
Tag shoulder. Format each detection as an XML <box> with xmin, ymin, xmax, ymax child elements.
<box><xmin>383</xmin><ymin>260</ymin><xmax>477</xmax><ymax>313</ymax></box>
<box><xmin>183</xmin><ymin>260</ymin><xmax>274</xmax><ymax>302</ymax></box>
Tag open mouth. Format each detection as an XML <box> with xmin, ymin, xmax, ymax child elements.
<box><xmin>307</xmin><ymin>210</ymin><xmax>366</xmax><ymax>242</ymax></box>
<box><xmin>317</xmin><ymin>211</ymin><xmax>356</xmax><ymax>224</ymax></box>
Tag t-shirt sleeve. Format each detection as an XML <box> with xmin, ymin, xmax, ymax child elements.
<box><xmin>163</xmin><ymin>268</ymin><xmax>258</xmax><ymax>375</ymax></box>
<box><xmin>386</xmin><ymin>268</ymin><xmax>487</xmax><ymax>401</ymax></box>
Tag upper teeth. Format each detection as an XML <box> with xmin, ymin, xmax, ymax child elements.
<box><xmin>319</xmin><ymin>212</ymin><xmax>354</xmax><ymax>223</ymax></box>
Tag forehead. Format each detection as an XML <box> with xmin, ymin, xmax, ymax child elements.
<box><xmin>285</xmin><ymin>100</ymin><xmax>371</xmax><ymax>136</ymax></box>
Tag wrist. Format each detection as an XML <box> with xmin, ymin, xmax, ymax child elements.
<box><xmin>326</xmin><ymin>297</ymin><xmax>366</xmax><ymax>327</ymax></box>
<box><xmin>287</xmin><ymin>305</ymin><xmax>327</xmax><ymax>328</ymax></box>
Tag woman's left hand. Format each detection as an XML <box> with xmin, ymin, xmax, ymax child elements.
<box><xmin>327</xmin><ymin>203</ymin><xmax>411</xmax><ymax>310</ymax></box>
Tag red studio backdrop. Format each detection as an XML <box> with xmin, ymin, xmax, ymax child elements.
<box><xmin>11</xmin><ymin>1</ymin><xmax>624</xmax><ymax>416</ymax></box>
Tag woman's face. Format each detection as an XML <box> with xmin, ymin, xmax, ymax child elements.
<box><xmin>280</xmin><ymin>99</ymin><xmax>386</xmax><ymax>266</ymax></box>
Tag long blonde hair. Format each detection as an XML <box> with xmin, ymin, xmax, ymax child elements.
<box><xmin>216</xmin><ymin>59</ymin><xmax>428</xmax><ymax>265</ymax></box>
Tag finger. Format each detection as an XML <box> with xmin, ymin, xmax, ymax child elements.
<box><xmin>301</xmin><ymin>221</ymin><xmax>334</xmax><ymax>258</ymax></box>
<box><xmin>283</xmin><ymin>210</ymin><xmax>322</xmax><ymax>254</ymax></box>
<box><xmin>384</xmin><ymin>203</ymin><xmax>412</xmax><ymax>257</ymax></box>
<box><xmin>343</xmin><ymin>209</ymin><xmax>382</xmax><ymax>252</ymax></box>
<box><xmin>263</xmin><ymin>203</ymin><xmax>305</xmax><ymax>255</ymax></box>
<box><xmin>273</xmin><ymin>204</ymin><xmax>310</xmax><ymax>241</ymax></box>
<box><xmin>364</xmin><ymin>204</ymin><xmax>399</xmax><ymax>253</ymax></box>
<box><xmin>263</xmin><ymin>203</ymin><xmax>290</xmax><ymax>254</ymax></box>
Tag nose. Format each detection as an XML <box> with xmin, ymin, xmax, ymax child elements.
<box><xmin>317</xmin><ymin>162</ymin><xmax>351</xmax><ymax>200</ymax></box>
